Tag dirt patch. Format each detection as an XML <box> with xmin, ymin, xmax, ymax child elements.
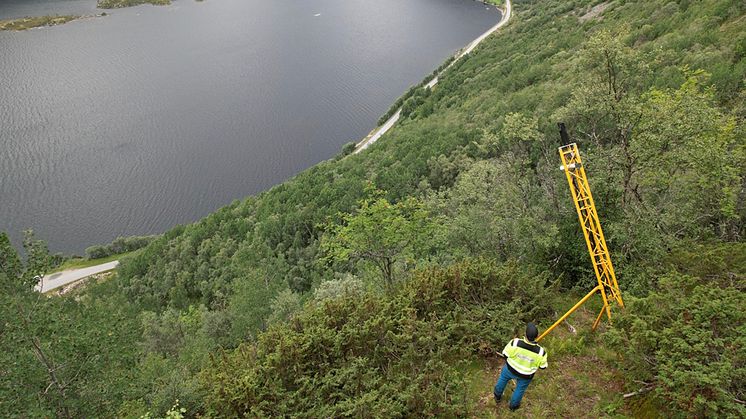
<box><xmin>52</xmin><ymin>271</ymin><xmax>113</xmax><ymax>296</ymax></box>
<box><xmin>579</xmin><ymin>2</ymin><xmax>611</xmax><ymax>22</ymax></box>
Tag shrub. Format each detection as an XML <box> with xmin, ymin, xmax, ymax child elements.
<box><xmin>606</xmin><ymin>245</ymin><xmax>746</xmax><ymax>417</ymax></box>
<box><xmin>200</xmin><ymin>259</ymin><xmax>552</xmax><ymax>416</ymax></box>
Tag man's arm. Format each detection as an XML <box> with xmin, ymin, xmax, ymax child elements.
<box><xmin>502</xmin><ymin>338</ymin><xmax>516</xmax><ymax>359</ymax></box>
<box><xmin>539</xmin><ymin>347</ymin><xmax>548</xmax><ymax>369</ymax></box>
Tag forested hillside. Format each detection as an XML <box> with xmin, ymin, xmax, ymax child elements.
<box><xmin>1</xmin><ymin>0</ymin><xmax>744</xmax><ymax>417</ymax></box>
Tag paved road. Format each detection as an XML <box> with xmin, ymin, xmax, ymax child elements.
<box><xmin>35</xmin><ymin>261</ymin><xmax>119</xmax><ymax>293</ymax></box>
<box><xmin>356</xmin><ymin>109</ymin><xmax>402</xmax><ymax>152</ymax></box>
<box><xmin>354</xmin><ymin>0</ymin><xmax>512</xmax><ymax>154</ymax></box>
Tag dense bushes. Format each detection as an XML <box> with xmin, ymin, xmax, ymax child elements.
<box><xmin>200</xmin><ymin>259</ymin><xmax>552</xmax><ymax>417</ymax></box>
<box><xmin>606</xmin><ymin>243</ymin><xmax>746</xmax><ymax>417</ymax></box>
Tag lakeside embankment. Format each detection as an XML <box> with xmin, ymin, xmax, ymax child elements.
<box><xmin>354</xmin><ymin>0</ymin><xmax>512</xmax><ymax>153</ymax></box>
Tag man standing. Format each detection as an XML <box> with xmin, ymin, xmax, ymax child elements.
<box><xmin>493</xmin><ymin>322</ymin><xmax>548</xmax><ymax>411</ymax></box>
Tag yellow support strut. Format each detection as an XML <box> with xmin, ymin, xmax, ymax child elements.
<box><xmin>537</xmin><ymin>125</ymin><xmax>623</xmax><ymax>342</ymax></box>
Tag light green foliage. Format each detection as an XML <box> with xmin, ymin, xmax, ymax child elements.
<box><xmin>227</xmin><ymin>269</ymin><xmax>282</xmax><ymax>340</ymax></box>
<box><xmin>633</xmin><ymin>72</ymin><xmax>744</xmax><ymax>239</ymax></box>
<box><xmin>321</xmin><ymin>191</ymin><xmax>444</xmax><ymax>289</ymax></box>
<box><xmin>429</xmin><ymin>158</ymin><xmax>558</xmax><ymax>263</ymax></box>
<box><xmin>267</xmin><ymin>288</ymin><xmax>302</xmax><ymax>325</ymax></box>
<box><xmin>493</xmin><ymin>112</ymin><xmax>544</xmax><ymax>155</ymax></box>
<box><xmin>313</xmin><ymin>274</ymin><xmax>365</xmax><ymax>302</ymax></box>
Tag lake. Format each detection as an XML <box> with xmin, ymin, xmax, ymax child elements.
<box><xmin>0</xmin><ymin>0</ymin><xmax>501</xmax><ymax>254</ymax></box>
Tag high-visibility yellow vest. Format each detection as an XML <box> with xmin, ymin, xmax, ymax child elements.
<box><xmin>502</xmin><ymin>337</ymin><xmax>548</xmax><ymax>378</ymax></box>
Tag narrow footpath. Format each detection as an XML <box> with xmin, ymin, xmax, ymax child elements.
<box><xmin>354</xmin><ymin>0</ymin><xmax>512</xmax><ymax>153</ymax></box>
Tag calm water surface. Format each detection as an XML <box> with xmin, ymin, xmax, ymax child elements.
<box><xmin>0</xmin><ymin>0</ymin><xmax>500</xmax><ymax>253</ymax></box>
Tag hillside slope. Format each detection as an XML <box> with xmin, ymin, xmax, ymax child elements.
<box><xmin>2</xmin><ymin>0</ymin><xmax>744</xmax><ymax>417</ymax></box>
<box><xmin>119</xmin><ymin>0</ymin><xmax>745</xmax><ymax>321</ymax></box>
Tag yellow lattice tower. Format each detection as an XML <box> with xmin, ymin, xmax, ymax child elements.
<box><xmin>537</xmin><ymin>124</ymin><xmax>623</xmax><ymax>341</ymax></box>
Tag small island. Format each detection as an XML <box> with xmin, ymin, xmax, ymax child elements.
<box><xmin>0</xmin><ymin>15</ymin><xmax>82</xmax><ymax>31</ymax></box>
<box><xmin>97</xmin><ymin>0</ymin><xmax>171</xmax><ymax>9</ymax></box>
<box><xmin>0</xmin><ymin>0</ymin><xmax>212</xmax><ymax>31</ymax></box>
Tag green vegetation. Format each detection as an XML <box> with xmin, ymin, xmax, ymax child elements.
<box><xmin>607</xmin><ymin>243</ymin><xmax>745</xmax><ymax>417</ymax></box>
<box><xmin>377</xmin><ymin>56</ymin><xmax>455</xmax><ymax>125</ymax></box>
<box><xmin>46</xmin><ymin>235</ymin><xmax>156</xmax><ymax>274</ymax></box>
<box><xmin>0</xmin><ymin>15</ymin><xmax>80</xmax><ymax>31</ymax></box>
<box><xmin>97</xmin><ymin>0</ymin><xmax>170</xmax><ymax>9</ymax></box>
<box><xmin>201</xmin><ymin>259</ymin><xmax>551</xmax><ymax>417</ymax></box>
<box><xmin>50</xmin><ymin>250</ymin><xmax>138</xmax><ymax>274</ymax></box>
<box><xmin>85</xmin><ymin>234</ymin><xmax>159</xmax><ymax>260</ymax></box>
<box><xmin>1</xmin><ymin>0</ymin><xmax>744</xmax><ymax>416</ymax></box>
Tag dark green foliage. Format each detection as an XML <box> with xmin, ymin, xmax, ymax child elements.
<box><xmin>0</xmin><ymin>232</ymin><xmax>22</xmax><ymax>280</ymax></box>
<box><xmin>606</xmin><ymin>243</ymin><xmax>746</xmax><ymax>417</ymax></box>
<box><xmin>85</xmin><ymin>234</ymin><xmax>159</xmax><ymax>259</ymax></box>
<box><xmin>376</xmin><ymin>56</ymin><xmax>454</xmax><ymax>126</ymax></box>
<box><xmin>400</xmin><ymin>87</ymin><xmax>431</xmax><ymax>119</ymax></box>
<box><xmin>338</xmin><ymin>141</ymin><xmax>358</xmax><ymax>159</ymax></box>
<box><xmin>0</xmin><ymin>236</ymin><xmax>143</xmax><ymax>418</ymax></box>
<box><xmin>200</xmin><ymin>259</ymin><xmax>551</xmax><ymax>417</ymax></box>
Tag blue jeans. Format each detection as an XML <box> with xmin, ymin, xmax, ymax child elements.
<box><xmin>493</xmin><ymin>364</ymin><xmax>532</xmax><ymax>409</ymax></box>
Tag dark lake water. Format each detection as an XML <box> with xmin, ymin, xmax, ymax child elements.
<box><xmin>0</xmin><ymin>0</ymin><xmax>500</xmax><ymax>254</ymax></box>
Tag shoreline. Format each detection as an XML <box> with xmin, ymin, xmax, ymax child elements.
<box><xmin>0</xmin><ymin>14</ymin><xmax>100</xmax><ymax>31</ymax></box>
<box><xmin>353</xmin><ymin>0</ymin><xmax>512</xmax><ymax>153</ymax></box>
<box><xmin>0</xmin><ymin>0</ymin><xmax>173</xmax><ymax>31</ymax></box>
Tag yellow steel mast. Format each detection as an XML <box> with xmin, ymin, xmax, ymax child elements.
<box><xmin>537</xmin><ymin>124</ymin><xmax>623</xmax><ymax>341</ymax></box>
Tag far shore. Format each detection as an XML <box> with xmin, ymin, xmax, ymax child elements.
<box><xmin>0</xmin><ymin>0</ymin><xmax>177</xmax><ymax>32</ymax></box>
<box><xmin>0</xmin><ymin>15</ymin><xmax>88</xmax><ymax>31</ymax></box>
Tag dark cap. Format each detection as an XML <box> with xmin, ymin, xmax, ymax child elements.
<box><xmin>526</xmin><ymin>322</ymin><xmax>539</xmax><ymax>342</ymax></box>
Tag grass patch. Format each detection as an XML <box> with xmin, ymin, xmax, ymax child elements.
<box><xmin>463</xmin><ymin>301</ymin><xmax>630</xmax><ymax>418</ymax></box>
<box><xmin>0</xmin><ymin>15</ymin><xmax>80</xmax><ymax>31</ymax></box>
<box><xmin>50</xmin><ymin>249</ymin><xmax>141</xmax><ymax>273</ymax></box>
